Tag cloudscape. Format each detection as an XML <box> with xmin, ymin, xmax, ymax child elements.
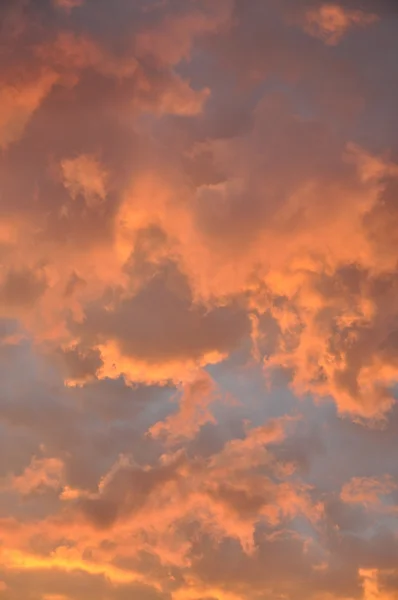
<box><xmin>1</xmin><ymin>1</ymin><xmax>398</xmax><ymax>599</ymax></box>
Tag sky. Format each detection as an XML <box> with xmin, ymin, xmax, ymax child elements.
<box><xmin>0</xmin><ymin>0</ymin><xmax>398</xmax><ymax>599</ymax></box>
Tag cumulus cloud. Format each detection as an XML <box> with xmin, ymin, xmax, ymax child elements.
<box><xmin>60</xmin><ymin>154</ymin><xmax>108</xmax><ymax>208</ymax></box>
<box><xmin>0</xmin><ymin>0</ymin><xmax>398</xmax><ymax>598</ymax></box>
<box><xmin>302</xmin><ymin>3</ymin><xmax>378</xmax><ymax>45</ymax></box>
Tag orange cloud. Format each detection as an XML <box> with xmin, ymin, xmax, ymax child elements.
<box><xmin>53</xmin><ymin>0</ymin><xmax>84</xmax><ymax>11</ymax></box>
<box><xmin>149</xmin><ymin>371</ymin><xmax>218</xmax><ymax>443</ymax></box>
<box><xmin>1</xmin><ymin>547</ymin><xmax>147</xmax><ymax>586</ymax></box>
<box><xmin>340</xmin><ymin>476</ymin><xmax>397</xmax><ymax>509</ymax></box>
<box><xmin>61</xmin><ymin>154</ymin><xmax>108</xmax><ymax>208</ymax></box>
<box><xmin>303</xmin><ymin>3</ymin><xmax>378</xmax><ymax>45</ymax></box>
<box><xmin>1</xmin><ymin>0</ymin><xmax>398</xmax><ymax>598</ymax></box>
<box><xmin>11</xmin><ymin>456</ymin><xmax>64</xmax><ymax>496</ymax></box>
<box><xmin>0</xmin><ymin>71</ymin><xmax>58</xmax><ymax>150</ymax></box>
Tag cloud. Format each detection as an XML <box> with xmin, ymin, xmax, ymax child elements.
<box><xmin>0</xmin><ymin>71</ymin><xmax>58</xmax><ymax>150</ymax></box>
<box><xmin>302</xmin><ymin>3</ymin><xmax>378</xmax><ymax>45</ymax></box>
<box><xmin>71</xmin><ymin>259</ymin><xmax>249</xmax><ymax>383</ymax></box>
<box><xmin>53</xmin><ymin>0</ymin><xmax>84</xmax><ymax>12</ymax></box>
<box><xmin>10</xmin><ymin>456</ymin><xmax>64</xmax><ymax>496</ymax></box>
<box><xmin>54</xmin><ymin>344</ymin><xmax>103</xmax><ymax>385</ymax></box>
<box><xmin>0</xmin><ymin>0</ymin><xmax>398</xmax><ymax>598</ymax></box>
<box><xmin>341</xmin><ymin>476</ymin><xmax>398</xmax><ymax>509</ymax></box>
<box><xmin>0</xmin><ymin>267</ymin><xmax>48</xmax><ymax>312</ymax></box>
<box><xmin>60</xmin><ymin>154</ymin><xmax>108</xmax><ymax>208</ymax></box>
<box><xmin>149</xmin><ymin>371</ymin><xmax>218</xmax><ymax>444</ymax></box>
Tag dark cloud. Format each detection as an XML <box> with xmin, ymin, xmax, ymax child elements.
<box><xmin>0</xmin><ymin>268</ymin><xmax>48</xmax><ymax>309</ymax></box>
<box><xmin>73</xmin><ymin>260</ymin><xmax>249</xmax><ymax>366</ymax></box>
<box><xmin>54</xmin><ymin>344</ymin><xmax>103</xmax><ymax>382</ymax></box>
<box><xmin>78</xmin><ymin>455</ymin><xmax>184</xmax><ymax>529</ymax></box>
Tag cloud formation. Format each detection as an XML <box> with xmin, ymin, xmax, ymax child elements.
<box><xmin>0</xmin><ymin>0</ymin><xmax>398</xmax><ymax>598</ymax></box>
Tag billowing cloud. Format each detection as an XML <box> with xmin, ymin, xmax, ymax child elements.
<box><xmin>60</xmin><ymin>154</ymin><xmax>108</xmax><ymax>208</ymax></box>
<box><xmin>0</xmin><ymin>0</ymin><xmax>398</xmax><ymax>598</ymax></box>
<box><xmin>149</xmin><ymin>371</ymin><xmax>218</xmax><ymax>443</ymax></box>
<box><xmin>302</xmin><ymin>3</ymin><xmax>378</xmax><ymax>45</ymax></box>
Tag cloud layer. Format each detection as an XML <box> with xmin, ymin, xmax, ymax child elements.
<box><xmin>0</xmin><ymin>0</ymin><xmax>398</xmax><ymax>599</ymax></box>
